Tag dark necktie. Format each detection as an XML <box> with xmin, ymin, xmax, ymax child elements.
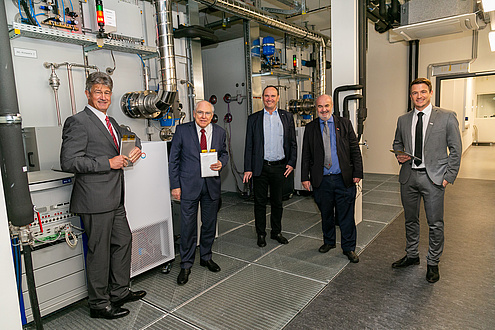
<box><xmin>414</xmin><ymin>112</ymin><xmax>424</xmax><ymax>166</ymax></box>
<box><xmin>105</xmin><ymin>116</ymin><xmax>119</xmax><ymax>149</ymax></box>
<box><xmin>323</xmin><ymin>121</ymin><xmax>332</xmax><ymax>169</ymax></box>
<box><xmin>200</xmin><ymin>129</ymin><xmax>207</xmax><ymax>151</ymax></box>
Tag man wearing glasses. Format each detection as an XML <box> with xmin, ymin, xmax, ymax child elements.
<box><xmin>169</xmin><ymin>100</ymin><xmax>229</xmax><ymax>285</ymax></box>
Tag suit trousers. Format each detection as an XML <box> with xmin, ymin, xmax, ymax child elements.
<box><xmin>253</xmin><ymin>162</ymin><xmax>285</xmax><ymax>236</ymax></box>
<box><xmin>80</xmin><ymin>205</ymin><xmax>132</xmax><ymax>309</ymax></box>
<box><xmin>179</xmin><ymin>180</ymin><xmax>219</xmax><ymax>269</ymax></box>
<box><xmin>313</xmin><ymin>174</ymin><xmax>357</xmax><ymax>252</ymax></box>
<box><xmin>400</xmin><ymin>169</ymin><xmax>445</xmax><ymax>266</ymax></box>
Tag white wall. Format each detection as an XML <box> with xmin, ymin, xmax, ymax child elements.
<box><xmin>364</xmin><ymin>25</ymin><xmax>495</xmax><ymax>175</ymax></box>
<box><xmin>361</xmin><ymin>22</ymin><xmax>408</xmax><ymax>174</ymax></box>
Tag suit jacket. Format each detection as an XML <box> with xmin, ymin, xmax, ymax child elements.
<box><xmin>168</xmin><ymin>122</ymin><xmax>228</xmax><ymax>201</ymax></box>
<box><xmin>301</xmin><ymin>115</ymin><xmax>363</xmax><ymax>188</ymax></box>
<box><xmin>244</xmin><ymin>109</ymin><xmax>297</xmax><ymax>176</ymax></box>
<box><xmin>393</xmin><ymin>106</ymin><xmax>462</xmax><ymax>186</ymax></box>
<box><xmin>60</xmin><ymin>107</ymin><xmax>141</xmax><ymax>214</ymax></box>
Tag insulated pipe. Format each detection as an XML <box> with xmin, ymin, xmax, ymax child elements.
<box><xmin>332</xmin><ymin>84</ymin><xmax>363</xmax><ymax>117</ymax></box>
<box><xmin>195</xmin><ymin>0</ymin><xmax>329</xmax><ymax>95</ymax></box>
<box><xmin>343</xmin><ymin>94</ymin><xmax>363</xmax><ymax>119</ymax></box>
<box><xmin>358</xmin><ymin>0</ymin><xmax>367</xmax><ymax>137</ymax></box>
<box><xmin>0</xmin><ymin>3</ymin><xmax>42</xmax><ymax>330</ymax></box>
<box><xmin>154</xmin><ymin>0</ymin><xmax>178</xmax><ymax>109</ymax></box>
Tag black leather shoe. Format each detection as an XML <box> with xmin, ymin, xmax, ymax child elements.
<box><xmin>343</xmin><ymin>251</ymin><xmax>359</xmax><ymax>263</ymax></box>
<box><xmin>257</xmin><ymin>234</ymin><xmax>267</xmax><ymax>247</ymax></box>
<box><xmin>200</xmin><ymin>259</ymin><xmax>221</xmax><ymax>272</ymax></box>
<box><xmin>113</xmin><ymin>290</ymin><xmax>147</xmax><ymax>307</ymax></box>
<box><xmin>426</xmin><ymin>265</ymin><xmax>440</xmax><ymax>283</ymax></box>
<box><xmin>270</xmin><ymin>233</ymin><xmax>289</xmax><ymax>244</ymax></box>
<box><xmin>90</xmin><ymin>305</ymin><xmax>130</xmax><ymax>319</ymax></box>
<box><xmin>392</xmin><ymin>255</ymin><xmax>420</xmax><ymax>268</ymax></box>
<box><xmin>319</xmin><ymin>243</ymin><xmax>336</xmax><ymax>253</ymax></box>
<box><xmin>177</xmin><ymin>268</ymin><xmax>191</xmax><ymax>285</ymax></box>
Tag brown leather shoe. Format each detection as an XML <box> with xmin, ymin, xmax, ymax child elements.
<box><xmin>343</xmin><ymin>250</ymin><xmax>359</xmax><ymax>263</ymax></box>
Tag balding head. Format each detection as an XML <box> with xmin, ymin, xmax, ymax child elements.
<box><xmin>316</xmin><ymin>94</ymin><xmax>333</xmax><ymax>121</ymax></box>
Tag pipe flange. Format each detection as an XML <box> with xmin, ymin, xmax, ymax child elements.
<box><xmin>0</xmin><ymin>114</ymin><xmax>22</xmax><ymax>124</ymax></box>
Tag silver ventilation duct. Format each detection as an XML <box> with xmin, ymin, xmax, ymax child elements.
<box><xmin>121</xmin><ymin>0</ymin><xmax>178</xmax><ymax>119</ymax></box>
<box><xmin>195</xmin><ymin>0</ymin><xmax>329</xmax><ymax>95</ymax></box>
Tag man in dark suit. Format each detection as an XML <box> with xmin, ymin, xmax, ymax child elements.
<box><xmin>243</xmin><ymin>85</ymin><xmax>297</xmax><ymax>247</ymax></box>
<box><xmin>301</xmin><ymin>94</ymin><xmax>363</xmax><ymax>263</ymax></box>
<box><xmin>60</xmin><ymin>72</ymin><xmax>146</xmax><ymax>319</ymax></box>
<box><xmin>392</xmin><ymin>78</ymin><xmax>461</xmax><ymax>283</ymax></box>
<box><xmin>169</xmin><ymin>100</ymin><xmax>229</xmax><ymax>285</ymax></box>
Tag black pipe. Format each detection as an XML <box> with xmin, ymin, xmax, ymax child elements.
<box><xmin>0</xmin><ymin>3</ymin><xmax>43</xmax><ymax>329</ymax></box>
<box><xmin>332</xmin><ymin>84</ymin><xmax>363</xmax><ymax>117</ymax></box>
<box><xmin>343</xmin><ymin>94</ymin><xmax>363</xmax><ymax>119</ymax></box>
<box><xmin>358</xmin><ymin>0</ymin><xmax>367</xmax><ymax>137</ymax></box>
<box><xmin>414</xmin><ymin>40</ymin><xmax>420</xmax><ymax>80</ymax></box>
<box><xmin>379</xmin><ymin>0</ymin><xmax>387</xmax><ymax>19</ymax></box>
<box><xmin>408</xmin><ymin>40</ymin><xmax>414</xmax><ymax>111</ymax></box>
<box><xmin>23</xmin><ymin>246</ymin><xmax>43</xmax><ymax>330</ymax></box>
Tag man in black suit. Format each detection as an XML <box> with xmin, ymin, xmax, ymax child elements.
<box><xmin>243</xmin><ymin>86</ymin><xmax>297</xmax><ymax>247</ymax></box>
<box><xmin>169</xmin><ymin>101</ymin><xmax>229</xmax><ymax>285</ymax></box>
<box><xmin>301</xmin><ymin>94</ymin><xmax>363</xmax><ymax>263</ymax></box>
<box><xmin>61</xmin><ymin>72</ymin><xmax>146</xmax><ymax>319</ymax></box>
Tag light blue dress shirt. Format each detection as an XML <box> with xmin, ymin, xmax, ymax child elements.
<box><xmin>263</xmin><ymin>108</ymin><xmax>285</xmax><ymax>161</ymax></box>
<box><xmin>320</xmin><ymin>117</ymin><xmax>341</xmax><ymax>175</ymax></box>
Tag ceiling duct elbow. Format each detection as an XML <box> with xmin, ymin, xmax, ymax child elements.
<box><xmin>121</xmin><ymin>0</ymin><xmax>178</xmax><ymax>119</ymax></box>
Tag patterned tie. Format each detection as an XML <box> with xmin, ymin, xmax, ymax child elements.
<box><xmin>200</xmin><ymin>129</ymin><xmax>207</xmax><ymax>151</ymax></box>
<box><xmin>323</xmin><ymin>121</ymin><xmax>332</xmax><ymax>169</ymax></box>
<box><xmin>414</xmin><ymin>112</ymin><xmax>424</xmax><ymax>166</ymax></box>
<box><xmin>105</xmin><ymin>116</ymin><xmax>119</xmax><ymax>149</ymax></box>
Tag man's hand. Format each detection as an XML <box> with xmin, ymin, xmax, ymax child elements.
<box><xmin>353</xmin><ymin>178</ymin><xmax>361</xmax><ymax>184</ymax></box>
<box><xmin>171</xmin><ymin>188</ymin><xmax>181</xmax><ymax>201</ymax></box>
<box><xmin>243</xmin><ymin>171</ymin><xmax>252</xmax><ymax>183</ymax></box>
<box><xmin>210</xmin><ymin>160</ymin><xmax>223</xmax><ymax>171</ymax></box>
<box><xmin>284</xmin><ymin>165</ymin><xmax>294</xmax><ymax>178</ymax></box>
<box><xmin>396</xmin><ymin>154</ymin><xmax>411</xmax><ymax>164</ymax></box>
<box><xmin>109</xmin><ymin>155</ymin><xmax>128</xmax><ymax>169</ymax></box>
<box><xmin>442</xmin><ymin>179</ymin><xmax>448</xmax><ymax>188</ymax></box>
<box><xmin>128</xmin><ymin>147</ymin><xmax>142</xmax><ymax>163</ymax></box>
<box><xmin>302</xmin><ymin>181</ymin><xmax>311</xmax><ymax>191</ymax></box>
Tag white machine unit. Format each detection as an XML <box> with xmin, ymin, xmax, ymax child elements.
<box><xmin>124</xmin><ymin>141</ymin><xmax>175</xmax><ymax>277</ymax></box>
<box><xmin>21</xmin><ymin>171</ymin><xmax>87</xmax><ymax>323</ymax></box>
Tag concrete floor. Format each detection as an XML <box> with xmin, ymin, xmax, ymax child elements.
<box><xmin>458</xmin><ymin>145</ymin><xmax>495</xmax><ymax>180</ymax></box>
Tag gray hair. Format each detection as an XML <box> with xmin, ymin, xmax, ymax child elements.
<box><xmin>85</xmin><ymin>72</ymin><xmax>113</xmax><ymax>92</ymax></box>
<box><xmin>195</xmin><ymin>100</ymin><xmax>214</xmax><ymax>113</ymax></box>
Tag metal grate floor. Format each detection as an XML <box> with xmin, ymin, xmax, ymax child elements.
<box><xmin>24</xmin><ymin>174</ymin><xmax>401</xmax><ymax>330</ymax></box>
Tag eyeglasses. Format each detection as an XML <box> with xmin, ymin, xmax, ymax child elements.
<box><xmin>196</xmin><ymin>111</ymin><xmax>213</xmax><ymax>117</ymax></box>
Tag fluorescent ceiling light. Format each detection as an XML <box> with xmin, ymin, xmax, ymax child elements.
<box><xmin>489</xmin><ymin>31</ymin><xmax>495</xmax><ymax>52</ymax></box>
<box><xmin>482</xmin><ymin>0</ymin><xmax>495</xmax><ymax>12</ymax></box>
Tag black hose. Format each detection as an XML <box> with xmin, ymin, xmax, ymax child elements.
<box><xmin>19</xmin><ymin>0</ymin><xmax>37</xmax><ymax>26</ymax></box>
<box><xmin>23</xmin><ymin>245</ymin><xmax>44</xmax><ymax>330</ymax></box>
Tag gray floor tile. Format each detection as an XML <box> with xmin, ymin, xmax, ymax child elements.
<box><xmin>362</xmin><ymin>180</ymin><xmax>382</xmax><ymax>191</ymax></box>
<box><xmin>173</xmin><ymin>264</ymin><xmax>325</xmax><ymax>330</ymax></box>
<box><xmin>373</xmin><ymin>181</ymin><xmax>400</xmax><ymax>192</ymax></box>
<box><xmin>212</xmin><ymin>225</ymin><xmax>295</xmax><ymax>262</ymax></box>
<box><xmin>284</xmin><ymin>197</ymin><xmax>320</xmax><ymax>213</ymax></box>
<box><xmin>130</xmin><ymin>253</ymin><xmax>247</xmax><ymax>311</ymax></box>
<box><xmin>24</xmin><ymin>299</ymin><xmax>165</xmax><ymax>330</ymax></box>
<box><xmin>362</xmin><ymin>202</ymin><xmax>403</xmax><ymax>223</ymax></box>
<box><xmin>145</xmin><ymin>313</ymin><xmax>200</xmax><ymax>330</ymax></box>
<box><xmin>217</xmin><ymin>202</ymin><xmax>255</xmax><ymax>224</ymax></box>
<box><xmin>356</xmin><ymin>220</ymin><xmax>387</xmax><ymax>248</ymax></box>
<box><xmin>363</xmin><ymin>173</ymin><xmax>398</xmax><ymax>181</ymax></box>
<box><xmin>363</xmin><ymin>190</ymin><xmax>402</xmax><ymax>206</ymax></box>
<box><xmin>217</xmin><ymin>219</ymin><xmax>244</xmax><ymax>236</ymax></box>
<box><xmin>255</xmin><ymin>236</ymin><xmax>352</xmax><ymax>282</ymax></box>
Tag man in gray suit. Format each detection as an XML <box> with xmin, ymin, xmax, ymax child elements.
<box><xmin>392</xmin><ymin>77</ymin><xmax>462</xmax><ymax>283</ymax></box>
<box><xmin>61</xmin><ymin>72</ymin><xmax>146</xmax><ymax>319</ymax></box>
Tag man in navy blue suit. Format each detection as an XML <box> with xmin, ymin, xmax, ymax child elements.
<box><xmin>243</xmin><ymin>86</ymin><xmax>297</xmax><ymax>247</ymax></box>
<box><xmin>169</xmin><ymin>100</ymin><xmax>229</xmax><ymax>285</ymax></box>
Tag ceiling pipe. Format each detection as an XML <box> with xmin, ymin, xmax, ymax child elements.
<box><xmin>121</xmin><ymin>0</ymin><xmax>178</xmax><ymax>118</ymax></box>
<box><xmin>195</xmin><ymin>0</ymin><xmax>329</xmax><ymax>94</ymax></box>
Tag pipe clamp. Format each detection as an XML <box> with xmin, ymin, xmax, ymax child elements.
<box><xmin>0</xmin><ymin>114</ymin><xmax>22</xmax><ymax>124</ymax></box>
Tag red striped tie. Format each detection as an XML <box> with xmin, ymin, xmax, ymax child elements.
<box><xmin>105</xmin><ymin>116</ymin><xmax>119</xmax><ymax>149</ymax></box>
<box><xmin>200</xmin><ymin>129</ymin><xmax>207</xmax><ymax>151</ymax></box>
